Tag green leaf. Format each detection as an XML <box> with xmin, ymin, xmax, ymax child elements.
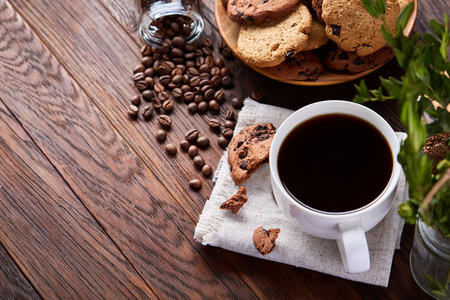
<box><xmin>430</xmin><ymin>19</ymin><xmax>445</xmax><ymax>38</ymax></box>
<box><xmin>396</xmin><ymin>2</ymin><xmax>414</xmax><ymax>34</ymax></box>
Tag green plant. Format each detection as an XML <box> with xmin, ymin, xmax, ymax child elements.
<box><xmin>354</xmin><ymin>0</ymin><xmax>450</xmax><ymax>236</ymax></box>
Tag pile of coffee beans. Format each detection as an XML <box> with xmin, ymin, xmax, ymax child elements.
<box><xmin>128</xmin><ymin>22</ymin><xmax>241</xmax><ymax>191</ymax></box>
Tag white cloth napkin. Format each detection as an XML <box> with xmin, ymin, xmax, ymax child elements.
<box><xmin>194</xmin><ymin>99</ymin><xmax>408</xmax><ymax>287</ymax></box>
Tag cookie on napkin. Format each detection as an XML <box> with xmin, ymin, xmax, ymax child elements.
<box><xmin>228</xmin><ymin>123</ymin><xmax>276</xmax><ymax>185</ymax></box>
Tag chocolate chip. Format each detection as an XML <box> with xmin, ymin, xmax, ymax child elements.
<box><xmin>338</xmin><ymin>51</ymin><xmax>349</xmax><ymax>60</ymax></box>
<box><xmin>239</xmin><ymin>160</ymin><xmax>248</xmax><ymax>170</ymax></box>
<box><xmin>331</xmin><ymin>25</ymin><xmax>341</xmax><ymax>36</ymax></box>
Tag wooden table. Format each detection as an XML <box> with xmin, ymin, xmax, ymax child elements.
<box><xmin>0</xmin><ymin>0</ymin><xmax>447</xmax><ymax>298</ymax></box>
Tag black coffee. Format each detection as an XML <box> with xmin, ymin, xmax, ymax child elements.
<box><xmin>277</xmin><ymin>114</ymin><xmax>393</xmax><ymax>213</ymax></box>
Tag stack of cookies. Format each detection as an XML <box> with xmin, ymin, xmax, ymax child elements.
<box><xmin>225</xmin><ymin>0</ymin><xmax>412</xmax><ymax>81</ymax></box>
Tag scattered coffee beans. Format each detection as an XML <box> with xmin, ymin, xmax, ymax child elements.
<box><xmin>165</xmin><ymin>143</ymin><xmax>177</xmax><ymax>155</ymax></box>
<box><xmin>156</xmin><ymin>129</ymin><xmax>167</xmax><ymax>142</ymax></box>
<box><xmin>188</xmin><ymin>145</ymin><xmax>199</xmax><ymax>157</ymax></box>
<box><xmin>193</xmin><ymin>155</ymin><xmax>205</xmax><ymax>169</ymax></box>
<box><xmin>196</xmin><ymin>136</ymin><xmax>210</xmax><ymax>148</ymax></box>
<box><xmin>157</xmin><ymin>115</ymin><xmax>172</xmax><ymax>127</ymax></box>
<box><xmin>189</xmin><ymin>179</ymin><xmax>202</xmax><ymax>190</ymax></box>
<box><xmin>222</xmin><ymin>128</ymin><xmax>234</xmax><ymax>140</ymax></box>
<box><xmin>224</xmin><ymin>120</ymin><xmax>236</xmax><ymax>129</ymax></box>
<box><xmin>142</xmin><ymin>105</ymin><xmax>153</xmax><ymax>118</ymax></box>
<box><xmin>180</xmin><ymin>139</ymin><xmax>190</xmax><ymax>151</ymax></box>
<box><xmin>208</xmin><ymin>118</ymin><xmax>221</xmax><ymax>130</ymax></box>
<box><xmin>128</xmin><ymin>104</ymin><xmax>139</xmax><ymax>116</ymax></box>
<box><xmin>202</xmin><ymin>164</ymin><xmax>213</xmax><ymax>177</ymax></box>
<box><xmin>185</xmin><ymin>129</ymin><xmax>199</xmax><ymax>143</ymax></box>
<box><xmin>218</xmin><ymin>136</ymin><xmax>229</xmax><ymax>148</ymax></box>
<box><xmin>231</xmin><ymin>97</ymin><xmax>243</xmax><ymax>109</ymax></box>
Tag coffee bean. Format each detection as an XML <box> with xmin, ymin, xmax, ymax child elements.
<box><xmin>218</xmin><ymin>39</ymin><xmax>227</xmax><ymax>50</ymax></box>
<box><xmin>198</xmin><ymin>101</ymin><xmax>208</xmax><ymax>113</ymax></box>
<box><xmin>222</xmin><ymin>128</ymin><xmax>234</xmax><ymax>139</ymax></box>
<box><xmin>211</xmin><ymin>75</ymin><xmax>221</xmax><ymax>87</ymax></box>
<box><xmin>157</xmin><ymin>91</ymin><xmax>169</xmax><ymax>102</ymax></box>
<box><xmin>214</xmin><ymin>90</ymin><xmax>225</xmax><ymax>102</ymax></box>
<box><xmin>141</xmin><ymin>45</ymin><xmax>152</xmax><ymax>56</ymax></box>
<box><xmin>172</xmin><ymin>88</ymin><xmax>183</xmax><ymax>100</ymax></box>
<box><xmin>172</xmin><ymin>74</ymin><xmax>184</xmax><ymax>85</ymax></box>
<box><xmin>189</xmin><ymin>179</ymin><xmax>202</xmax><ymax>190</ymax></box>
<box><xmin>142</xmin><ymin>105</ymin><xmax>153</xmax><ymax>118</ymax></box>
<box><xmin>183</xmin><ymin>24</ymin><xmax>192</xmax><ymax>36</ymax></box>
<box><xmin>220</xmin><ymin>67</ymin><xmax>231</xmax><ymax>77</ymax></box>
<box><xmin>251</xmin><ymin>91</ymin><xmax>263</xmax><ymax>101</ymax></box>
<box><xmin>181</xmin><ymin>84</ymin><xmax>191</xmax><ymax>93</ymax></box>
<box><xmin>208</xmin><ymin>118</ymin><xmax>221</xmax><ymax>130</ymax></box>
<box><xmin>184</xmin><ymin>91</ymin><xmax>195</xmax><ymax>103</ymax></box>
<box><xmin>218</xmin><ymin>136</ymin><xmax>229</xmax><ymax>148</ymax></box>
<box><xmin>188</xmin><ymin>145</ymin><xmax>198</xmax><ymax>157</ymax></box>
<box><xmin>199</xmin><ymin>73</ymin><xmax>211</xmax><ymax>80</ymax></box>
<box><xmin>202</xmin><ymin>47</ymin><xmax>213</xmax><ymax>56</ymax></box>
<box><xmin>221</xmin><ymin>76</ymin><xmax>232</xmax><ymax>86</ymax></box>
<box><xmin>199</xmin><ymin>64</ymin><xmax>210</xmax><ymax>73</ymax></box>
<box><xmin>187</xmin><ymin>67</ymin><xmax>200</xmax><ymax>77</ymax></box>
<box><xmin>133</xmin><ymin>72</ymin><xmax>145</xmax><ymax>82</ymax></box>
<box><xmin>127</xmin><ymin>104</ymin><xmax>139</xmax><ymax>116</ymax></box>
<box><xmin>165</xmin><ymin>143</ymin><xmax>177</xmax><ymax>156</ymax></box>
<box><xmin>151</xmin><ymin>97</ymin><xmax>162</xmax><ymax>110</ymax></box>
<box><xmin>210</xmin><ymin>66</ymin><xmax>220</xmax><ymax>76</ymax></box>
<box><xmin>171</xmin><ymin>47</ymin><xmax>184</xmax><ymax>57</ymax></box>
<box><xmin>189</xmin><ymin>76</ymin><xmax>201</xmax><ymax>87</ymax></box>
<box><xmin>159</xmin><ymin>75</ymin><xmax>171</xmax><ymax>85</ymax></box>
<box><xmin>156</xmin><ymin>129</ymin><xmax>166</xmax><ymax>142</ymax></box>
<box><xmin>187</xmin><ymin>102</ymin><xmax>198</xmax><ymax>114</ymax></box>
<box><xmin>180</xmin><ymin>139</ymin><xmax>190</xmax><ymax>151</ymax></box>
<box><xmin>142</xmin><ymin>90</ymin><xmax>153</xmax><ymax>101</ymax></box>
<box><xmin>144</xmin><ymin>68</ymin><xmax>154</xmax><ymax>77</ymax></box>
<box><xmin>199</xmin><ymin>79</ymin><xmax>211</xmax><ymax>87</ymax></box>
<box><xmin>192</xmin><ymin>155</ymin><xmax>205</xmax><ymax>169</ymax></box>
<box><xmin>133</xmin><ymin>64</ymin><xmax>145</xmax><ymax>74</ymax></box>
<box><xmin>205</xmin><ymin>56</ymin><xmax>214</xmax><ymax>68</ymax></box>
<box><xmin>157</xmin><ymin>114</ymin><xmax>172</xmax><ymax>127</ymax></box>
<box><xmin>224</xmin><ymin>120</ymin><xmax>236</xmax><ymax>129</ymax></box>
<box><xmin>194</xmin><ymin>94</ymin><xmax>203</xmax><ymax>104</ymax></box>
<box><xmin>203</xmin><ymin>88</ymin><xmax>214</xmax><ymax>101</ymax></box>
<box><xmin>231</xmin><ymin>97</ymin><xmax>244</xmax><ymax>109</ymax></box>
<box><xmin>172</xmin><ymin>36</ymin><xmax>186</xmax><ymax>49</ymax></box>
<box><xmin>196</xmin><ymin>136</ymin><xmax>210</xmax><ymax>148</ymax></box>
<box><xmin>202</xmin><ymin>37</ymin><xmax>213</xmax><ymax>48</ymax></box>
<box><xmin>202</xmin><ymin>164</ymin><xmax>213</xmax><ymax>177</ymax></box>
<box><xmin>175</xmin><ymin>64</ymin><xmax>186</xmax><ymax>73</ymax></box>
<box><xmin>214</xmin><ymin>57</ymin><xmax>225</xmax><ymax>68</ymax></box>
<box><xmin>135</xmin><ymin>80</ymin><xmax>148</xmax><ymax>91</ymax></box>
<box><xmin>221</xmin><ymin>46</ymin><xmax>233</xmax><ymax>58</ymax></box>
<box><xmin>162</xmin><ymin>99</ymin><xmax>174</xmax><ymax>112</ymax></box>
<box><xmin>154</xmin><ymin>83</ymin><xmax>165</xmax><ymax>93</ymax></box>
<box><xmin>141</xmin><ymin>56</ymin><xmax>154</xmax><ymax>67</ymax></box>
<box><xmin>185</xmin><ymin>129</ymin><xmax>199</xmax><ymax>143</ymax></box>
<box><xmin>225</xmin><ymin>109</ymin><xmax>235</xmax><ymax>120</ymax></box>
<box><xmin>130</xmin><ymin>95</ymin><xmax>141</xmax><ymax>106</ymax></box>
<box><xmin>171</xmin><ymin>68</ymin><xmax>183</xmax><ymax>76</ymax></box>
<box><xmin>209</xmin><ymin>100</ymin><xmax>220</xmax><ymax>112</ymax></box>
<box><xmin>144</xmin><ymin>77</ymin><xmax>155</xmax><ymax>88</ymax></box>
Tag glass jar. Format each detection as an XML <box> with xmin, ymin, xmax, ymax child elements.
<box><xmin>136</xmin><ymin>0</ymin><xmax>204</xmax><ymax>47</ymax></box>
<box><xmin>410</xmin><ymin>218</ymin><xmax>450</xmax><ymax>299</ymax></box>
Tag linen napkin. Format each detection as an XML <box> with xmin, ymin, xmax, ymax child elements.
<box><xmin>194</xmin><ymin>99</ymin><xmax>408</xmax><ymax>287</ymax></box>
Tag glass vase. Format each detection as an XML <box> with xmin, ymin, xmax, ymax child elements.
<box><xmin>410</xmin><ymin>218</ymin><xmax>450</xmax><ymax>299</ymax></box>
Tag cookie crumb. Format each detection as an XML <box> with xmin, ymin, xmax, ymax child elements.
<box><xmin>220</xmin><ymin>186</ymin><xmax>248</xmax><ymax>214</ymax></box>
<box><xmin>253</xmin><ymin>226</ymin><xmax>280</xmax><ymax>255</ymax></box>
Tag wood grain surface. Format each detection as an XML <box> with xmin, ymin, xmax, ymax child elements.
<box><xmin>0</xmin><ymin>0</ymin><xmax>448</xmax><ymax>298</ymax></box>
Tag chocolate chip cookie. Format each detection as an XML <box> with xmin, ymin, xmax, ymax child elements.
<box><xmin>253</xmin><ymin>226</ymin><xmax>280</xmax><ymax>255</ymax></box>
<box><xmin>263</xmin><ymin>51</ymin><xmax>324</xmax><ymax>80</ymax></box>
<box><xmin>321</xmin><ymin>42</ymin><xmax>394</xmax><ymax>73</ymax></box>
<box><xmin>228</xmin><ymin>123</ymin><xmax>276</xmax><ymax>185</ymax></box>
<box><xmin>220</xmin><ymin>186</ymin><xmax>248</xmax><ymax>213</ymax></box>
<box><xmin>228</xmin><ymin>0</ymin><xmax>301</xmax><ymax>24</ymax></box>
<box><xmin>321</xmin><ymin>0</ymin><xmax>399</xmax><ymax>56</ymax></box>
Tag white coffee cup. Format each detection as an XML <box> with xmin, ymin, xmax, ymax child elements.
<box><xmin>269</xmin><ymin>100</ymin><xmax>401</xmax><ymax>273</ymax></box>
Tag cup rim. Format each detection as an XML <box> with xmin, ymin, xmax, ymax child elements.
<box><xmin>269</xmin><ymin>100</ymin><xmax>401</xmax><ymax>217</ymax></box>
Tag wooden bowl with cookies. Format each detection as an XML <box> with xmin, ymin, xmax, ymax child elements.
<box><xmin>214</xmin><ymin>0</ymin><xmax>418</xmax><ymax>86</ymax></box>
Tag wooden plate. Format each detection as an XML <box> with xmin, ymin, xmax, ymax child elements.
<box><xmin>214</xmin><ymin>0</ymin><xmax>418</xmax><ymax>86</ymax></box>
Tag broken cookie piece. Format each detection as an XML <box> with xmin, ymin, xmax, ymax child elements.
<box><xmin>253</xmin><ymin>226</ymin><xmax>281</xmax><ymax>255</ymax></box>
<box><xmin>220</xmin><ymin>186</ymin><xmax>248</xmax><ymax>214</ymax></box>
<box><xmin>228</xmin><ymin>123</ymin><xmax>276</xmax><ymax>185</ymax></box>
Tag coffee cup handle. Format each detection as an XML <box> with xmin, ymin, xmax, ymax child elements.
<box><xmin>336</xmin><ymin>227</ymin><xmax>370</xmax><ymax>273</ymax></box>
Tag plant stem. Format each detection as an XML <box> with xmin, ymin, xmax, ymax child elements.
<box><xmin>421</xmin><ymin>169</ymin><xmax>450</xmax><ymax>211</ymax></box>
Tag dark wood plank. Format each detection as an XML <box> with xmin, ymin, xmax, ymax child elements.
<box><xmin>0</xmin><ymin>1</ymin><xmax>248</xmax><ymax>298</ymax></box>
<box><xmin>0</xmin><ymin>99</ymin><xmax>155</xmax><ymax>298</ymax></box>
<box><xmin>0</xmin><ymin>241</ymin><xmax>40</xmax><ymax>300</ymax></box>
